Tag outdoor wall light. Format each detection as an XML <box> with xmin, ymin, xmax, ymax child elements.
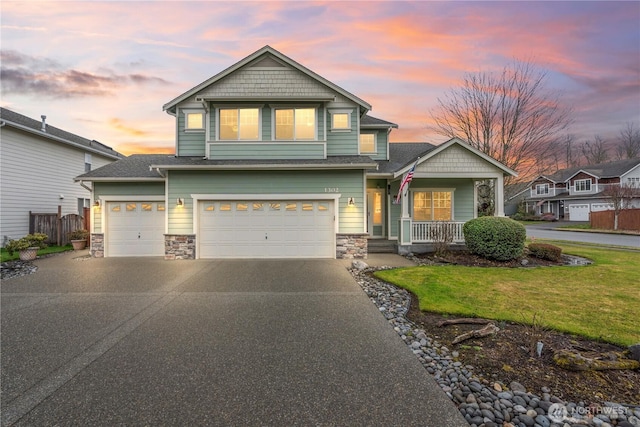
<box><xmin>347</xmin><ymin>197</ymin><xmax>355</xmax><ymax>207</ymax></box>
<box><xmin>93</xmin><ymin>200</ymin><xmax>100</xmax><ymax>207</ymax></box>
<box><xmin>177</xmin><ymin>198</ymin><xmax>184</xmax><ymax>207</ymax></box>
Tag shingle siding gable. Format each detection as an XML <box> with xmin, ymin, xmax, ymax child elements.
<box><xmin>197</xmin><ymin>68</ymin><xmax>336</xmax><ymax>99</ymax></box>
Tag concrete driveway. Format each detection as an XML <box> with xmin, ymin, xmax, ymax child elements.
<box><xmin>1</xmin><ymin>252</ymin><xmax>466</xmax><ymax>426</ymax></box>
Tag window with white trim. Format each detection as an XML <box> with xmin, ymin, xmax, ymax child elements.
<box><xmin>184</xmin><ymin>110</ymin><xmax>205</xmax><ymax>131</ymax></box>
<box><xmin>574</xmin><ymin>179</ymin><xmax>592</xmax><ymax>192</ymax></box>
<box><xmin>84</xmin><ymin>153</ymin><xmax>92</xmax><ymax>172</ymax></box>
<box><xmin>330</xmin><ymin>111</ymin><xmax>351</xmax><ymax>131</ymax></box>
<box><xmin>627</xmin><ymin>177</ymin><xmax>640</xmax><ymax>187</ymax></box>
<box><xmin>535</xmin><ymin>183</ymin><xmax>549</xmax><ymax>195</ymax></box>
<box><xmin>274</xmin><ymin>108</ymin><xmax>316</xmax><ymax>140</ymax></box>
<box><xmin>359</xmin><ymin>134</ymin><xmax>376</xmax><ymax>153</ymax></box>
<box><xmin>413</xmin><ymin>191</ymin><xmax>452</xmax><ymax>221</ymax></box>
<box><xmin>219</xmin><ymin>108</ymin><xmax>259</xmax><ymax>140</ymax></box>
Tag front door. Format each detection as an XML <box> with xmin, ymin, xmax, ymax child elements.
<box><xmin>367</xmin><ymin>189</ymin><xmax>384</xmax><ymax>238</ymax></box>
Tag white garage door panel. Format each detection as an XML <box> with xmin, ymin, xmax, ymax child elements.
<box><xmin>107</xmin><ymin>202</ymin><xmax>165</xmax><ymax>256</ymax></box>
<box><xmin>199</xmin><ymin>200</ymin><xmax>334</xmax><ymax>258</ymax></box>
<box><xmin>568</xmin><ymin>204</ymin><xmax>590</xmax><ymax>221</ymax></box>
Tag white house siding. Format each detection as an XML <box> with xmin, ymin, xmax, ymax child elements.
<box><xmin>0</xmin><ymin>127</ymin><xmax>114</xmax><ymax>244</ymax></box>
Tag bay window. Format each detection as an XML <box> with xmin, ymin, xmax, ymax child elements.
<box><xmin>413</xmin><ymin>191</ymin><xmax>452</xmax><ymax>221</ymax></box>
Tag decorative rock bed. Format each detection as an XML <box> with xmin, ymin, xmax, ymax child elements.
<box><xmin>349</xmin><ymin>262</ymin><xmax>640</xmax><ymax>427</ymax></box>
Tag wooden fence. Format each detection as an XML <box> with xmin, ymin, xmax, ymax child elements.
<box><xmin>590</xmin><ymin>208</ymin><xmax>640</xmax><ymax>231</ymax></box>
<box><xmin>29</xmin><ymin>206</ymin><xmax>90</xmax><ymax>246</ymax></box>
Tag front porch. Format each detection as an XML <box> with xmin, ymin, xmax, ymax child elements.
<box><xmin>368</xmin><ymin>221</ymin><xmax>467</xmax><ymax>254</ymax></box>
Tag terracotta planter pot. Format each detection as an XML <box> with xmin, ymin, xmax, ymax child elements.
<box><xmin>19</xmin><ymin>247</ymin><xmax>39</xmax><ymax>261</ymax></box>
<box><xmin>71</xmin><ymin>240</ymin><xmax>87</xmax><ymax>251</ymax></box>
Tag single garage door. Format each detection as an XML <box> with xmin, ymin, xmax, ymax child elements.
<box><xmin>199</xmin><ymin>200</ymin><xmax>335</xmax><ymax>258</ymax></box>
<box><xmin>568</xmin><ymin>204</ymin><xmax>590</xmax><ymax>221</ymax></box>
<box><xmin>106</xmin><ymin>201</ymin><xmax>165</xmax><ymax>256</ymax></box>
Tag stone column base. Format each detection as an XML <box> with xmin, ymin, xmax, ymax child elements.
<box><xmin>90</xmin><ymin>233</ymin><xmax>104</xmax><ymax>258</ymax></box>
<box><xmin>336</xmin><ymin>233</ymin><xmax>368</xmax><ymax>259</ymax></box>
<box><xmin>164</xmin><ymin>234</ymin><xmax>196</xmax><ymax>260</ymax></box>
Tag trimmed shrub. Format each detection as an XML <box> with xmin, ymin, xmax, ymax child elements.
<box><xmin>463</xmin><ymin>217</ymin><xmax>526</xmax><ymax>261</ymax></box>
<box><xmin>528</xmin><ymin>243</ymin><xmax>562</xmax><ymax>262</ymax></box>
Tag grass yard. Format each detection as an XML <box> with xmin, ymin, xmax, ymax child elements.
<box><xmin>375</xmin><ymin>243</ymin><xmax>640</xmax><ymax>347</ymax></box>
<box><xmin>1</xmin><ymin>245</ymin><xmax>73</xmax><ymax>263</ymax></box>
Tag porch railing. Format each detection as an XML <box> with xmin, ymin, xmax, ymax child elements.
<box><xmin>412</xmin><ymin>221</ymin><xmax>466</xmax><ymax>243</ymax></box>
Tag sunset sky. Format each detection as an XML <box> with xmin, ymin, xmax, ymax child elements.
<box><xmin>1</xmin><ymin>1</ymin><xmax>639</xmax><ymax>156</ymax></box>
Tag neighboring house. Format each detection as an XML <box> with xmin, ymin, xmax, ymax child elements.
<box><xmin>75</xmin><ymin>45</ymin><xmax>516</xmax><ymax>259</ymax></box>
<box><xmin>0</xmin><ymin>107</ymin><xmax>123</xmax><ymax>245</ymax></box>
<box><xmin>521</xmin><ymin>159</ymin><xmax>640</xmax><ymax>221</ymax></box>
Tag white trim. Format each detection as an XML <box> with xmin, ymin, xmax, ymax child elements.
<box><xmin>271</xmin><ymin>105</ymin><xmax>319</xmax><ymax>141</ymax></box>
<box><xmin>191</xmin><ymin>193</ymin><xmax>342</xmax><ymax>234</ymax></box>
<box><xmin>574</xmin><ymin>178</ymin><xmax>592</xmax><ymax>192</ymax></box>
<box><xmin>151</xmin><ymin>163</ymin><xmax>376</xmax><ymax>171</ymax></box>
<box><xmin>182</xmin><ymin>109</ymin><xmax>205</xmax><ymax>131</ymax></box>
<box><xmin>215</xmin><ymin>106</ymin><xmax>262</xmax><ymax>141</ymax></box>
<box><xmin>329</xmin><ymin>109</ymin><xmax>352</xmax><ymax>131</ymax></box>
<box><xmin>359</xmin><ymin>132</ymin><xmax>377</xmax><ymax>155</ymax></box>
<box><xmin>409</xmin><ymin>188</ymin><xmax>456</xmax><ymax>221</ymax></box>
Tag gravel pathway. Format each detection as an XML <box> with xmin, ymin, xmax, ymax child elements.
<box><xmin>349</xmin><ymin>261</ymin><xmax>640</xmax><ymax>427</ymax></box>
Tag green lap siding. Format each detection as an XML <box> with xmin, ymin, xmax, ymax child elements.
<box><xmin>167</xmin><ymin>170</ymin><xmax>365</xmax><ymax>234</ymax></box>
<box><xmin>92</xmin><ymin>182</ymin><xmax>165</xmax><ymax>232</ymax></box>
<box><xmin>177</xmin><ymin>113</ymin><xmax>206</xmax><ymax>157</ymax></box>
<box><xmin>209</xmin><ymin>142</ymin><xmax>325</xmax><ymax>160</ymax></box>
<box><xmin>326</xmin><ymin>110</ymin><xmax>358</xmax><ymax>156</ymax></box>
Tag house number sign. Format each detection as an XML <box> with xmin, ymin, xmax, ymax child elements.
<box><xmin>324</xmin><ymin>187</ymin><xmax>339</xmax><ymax>193</ymax></box>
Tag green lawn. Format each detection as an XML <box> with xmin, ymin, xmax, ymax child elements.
<box><xmin>1</xmin><ymin>245</ymin><xmax>73</xmax><ymax>263</ymax></box>
<box><xmin>374</xmin><ymin>243</ymin><xmax>640</xmax><ymax>346</ymax></box>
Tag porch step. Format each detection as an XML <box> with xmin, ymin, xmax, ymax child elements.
<box><xmin>367</xmin><ymin>239</ymin><xmax>397</xmax><ymax>254</ymax></box>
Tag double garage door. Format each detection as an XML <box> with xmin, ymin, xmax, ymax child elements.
<box><xmin>199</xmin><ymin>200</ymin><xmax>335</xmax><ymax>258</ymax></box>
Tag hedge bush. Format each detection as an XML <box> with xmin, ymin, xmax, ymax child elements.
<box><xmin>463</xmin><ymin>217</ymin><xmax>526</xmax><ymax>261</ymax></box>
<box><xmin>528</xmin><ymin>243</ymin><xmax>562</xmax><ymax>262</ymax></box>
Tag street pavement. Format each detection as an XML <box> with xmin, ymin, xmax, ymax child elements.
<box><xmin>525</xmin><ymin>222</ymin><xmax>640</xmax><ymax>248</ymax></box>
<box><xmin>1</xmin><ymin>252</ymin><xmax>467</xmax><ymax>426</ymax></box>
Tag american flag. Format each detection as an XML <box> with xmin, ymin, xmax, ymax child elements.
<box><xmin>396</xmin><ymin>159</ymin><xmax>419</xmax><ymax>202</ymax></box>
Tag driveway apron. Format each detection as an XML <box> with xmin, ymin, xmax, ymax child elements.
<box><xmin>1</xmin><ymin>253</ymin><xmax>467</xmax><ymax>426</ymax></box>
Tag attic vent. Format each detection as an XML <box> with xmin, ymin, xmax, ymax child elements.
<box><xmin>40</xmin><ymin>115</ymin><xmax>47</xmax><ymax>132</ymax></box>
<box><xmin>250</xmin><ymin>56</ymin><xmax>287</xmax><ymax>68</ymax></box>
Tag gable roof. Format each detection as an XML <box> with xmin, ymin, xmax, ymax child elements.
<box><xmin>392</xmin><ymin>138</ymin><xmax>518</xmax><ymax>178</ymax></box>
<box><xmin>0</xmin><ymin>107</ymin><xmax>123</xmax><ymax>160</ymax></box>
<box><xmin>163</xmin><ymin>45</ymin><xmax>372</xmax><ymax>114</ymax></box>
<box><xmin>531</xmin><ymin>158</ymin><xmax>640</xmax><ymax>184</ymax></box>
<box><xmin>372</xmin><ymin>143</ymin><xmax>437</xmax><ymax>175</ymax></box>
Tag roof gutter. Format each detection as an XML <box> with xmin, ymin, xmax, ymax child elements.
<box><xmin>149</xmin><ymin>162</ymin><xmax>378</xmax><ymax>171</ymax></box>
<box><xmin>78</xmin><ymin>180</ymin><xmax>92</xmax><ymax>192</ymax></box>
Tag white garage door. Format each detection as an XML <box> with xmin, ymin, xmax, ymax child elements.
<box><xmin>199</xmin><ymin>200</ymin><xmax>335</xmax><ymax>258</ymax></box>
<box><xmin>106</xmin><ymin>202</ymin><xmax>165</xmax><ymax>256</ymax></box>
<box><xmin>568</xmin><ymin>204</ymin><xmax>590</xmax><ymax>221</ymax></box>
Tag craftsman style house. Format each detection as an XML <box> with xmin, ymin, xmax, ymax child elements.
<box><xmin>523</xmin><ymin>159</ymin><xmax>640</xmax><ymax>221</ymax></box>
<box><xmin>76</xmin><ymin>46</ymin><xmax>516</xmax><ymax>259</ymax></box>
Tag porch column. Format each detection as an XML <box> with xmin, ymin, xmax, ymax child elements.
<box><xmin>495</xmin><ymin>175</ymin><xmax>505</xmax><ymax>217</ymax></box>
<box><xmin>398</xmin><ymin>184</ymin><xmax>412</xmax><ymax>246</ymax></box>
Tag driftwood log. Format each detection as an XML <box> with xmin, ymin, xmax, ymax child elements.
<box><xmin>553</xmin><ymin>349</ymin><xmax>640</xmax><ymax>371</ymax></box>
<box><xmin>452</xmin><ymin>323</ymin><xmax>500</xmax><ymax>344</ymax></box>
<box><xmin>438</xmin><ymin>318</ymin><xmax>492</xmax><ymax>327</ymax></box>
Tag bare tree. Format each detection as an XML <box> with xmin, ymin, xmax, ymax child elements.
<box><xmin>581</xmin><ymin>135</ymin><xmax>610</xmax><ymax>164</ymax></box>
<box><xmin>429</xmin><ymin>60</ymin><xmax>572</xmax><ymax>181</ymax></box>
<box><xmin>616</xmin><ymin>122</ymin><xmax>640</xmax><ymax>160</ymax></box>
<box><xmin>603</xmin><ymin>183</ymin><xmax>640</xmax><ymax>230</ymax></box>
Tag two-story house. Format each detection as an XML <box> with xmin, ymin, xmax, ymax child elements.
<box><xmin>523</xmin><ymin>159</ymin><xmax>640</xmax><ymax>221</ymax></box>
<box><xmin>75</xmin><ymin>46</ymin><xmax>516</xmax><ymax>259</ymax></box>
<box><xmin>0</xmin><ymin>107</ymin><xmax>123</xmax><ymax>245</ymax></box>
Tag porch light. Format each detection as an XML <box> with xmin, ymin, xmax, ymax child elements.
<box><xmin>347</xmin><ymin>197</ymin><xmax>355</xmax><ymax>207</ymax></box>
<box><xmin>177</xmin><ymin>198</ymin><xmax>184</xmax><ymax>207</ymax></box>
<box><xmin>93</xmin><ymin>200</ymin><xmax>100</xmax><ymax>207</ymax></box>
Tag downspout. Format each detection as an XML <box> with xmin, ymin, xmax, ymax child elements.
<box><xmin>79</xmin><ymin>180</ymin><xmax>92</xmax><ymax>192</ymax></box>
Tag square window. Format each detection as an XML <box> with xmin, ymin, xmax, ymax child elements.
<box><xmin>360</xmin><ymin>134</ymin><xmax>376</xmax><ymax>153</ymax></box>
<box><xmin>275</xmin><ymin>108</ymin><xmax>316</xmax><ymax>140</ymax></box>
<box><xmin>413</xmin><ymin>191</ymin><xmax>452</xmax><ymax>221</ymax></box>
<box><xmin>219</xmin><ymin>108</ymin><xmax>259</xmax><ymax>140</ymax></box>
<box><xmin>185</xmin><ymin>111</ymin><xmax>204</xmax><ymax>130</ymax></box>
<box><xmin>332</xmin><ymin>113</ymin><xmax>350</xmax><ymax>130</ymax></box>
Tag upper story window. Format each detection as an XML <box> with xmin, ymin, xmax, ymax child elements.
<box><xmin>535</xmin><ymin>183</ymin><xmax>549</xmax><ymax>195</ymax></box>
<box><xmin>413</xmin><ymin>191</ymin><xmax>452</xmax><ymax>221</ymax></box>
<box><xmin>574</xmin><ymin>179</ymin><xmax>592</xmax><ymax>192</ymax></box>
<box><xmin>84</xmin><ymin>153</ymin><xmax>92</xmax><ymax>172</ymax></box>
<box><xmin>219</xmin><ymin>108</ymin><xmax>259</xmax><ymax>140</ymax></box>
<box><xmin>627</xmin><ymin>177</ymin><xmax>640</xmax><ymax>187</ymax></box>
<box><xmin>360</xmin><ymin>134</ymin><xmax>376</xmax><ymax>154</ymax></box>
<box><xmin>274</xmin><ymin>108</ymin><xmax>316</xmax><ymax>140</ymax></box>
<box><xmin>330</xmin><ymin>110</ymin><xmax>351</xmax><ymax>131</ymax></box>
<box><xmin>184</xmin><ymin>110</ymin><xmax>205</xmax><ymax>131</ymax></box>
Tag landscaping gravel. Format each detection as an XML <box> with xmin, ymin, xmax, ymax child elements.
<box><xmin>349</xmin><ymin>261</ymin><xmax>640</xmax><ymax>427</ymax></box>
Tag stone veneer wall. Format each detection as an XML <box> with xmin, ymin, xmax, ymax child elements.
<box><xmin>90</xmin><ymin>233</ymin><xmax>104</xmax><ymax>258</ymax></box>
<box><xmin>336</xmin><ymin>233</ymin><xmax>368</xmax><ymax>259</ymax></box>
<box><xmin>164</xmin><ymin>234</ymin><xmax>196</xmax><ymax>260</ymax></box>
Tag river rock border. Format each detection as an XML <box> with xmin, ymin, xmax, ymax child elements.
<box><xmin>349</xmin><ymin>261</ymin><xmax>640</xmax><ymax>427</ymax></box>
